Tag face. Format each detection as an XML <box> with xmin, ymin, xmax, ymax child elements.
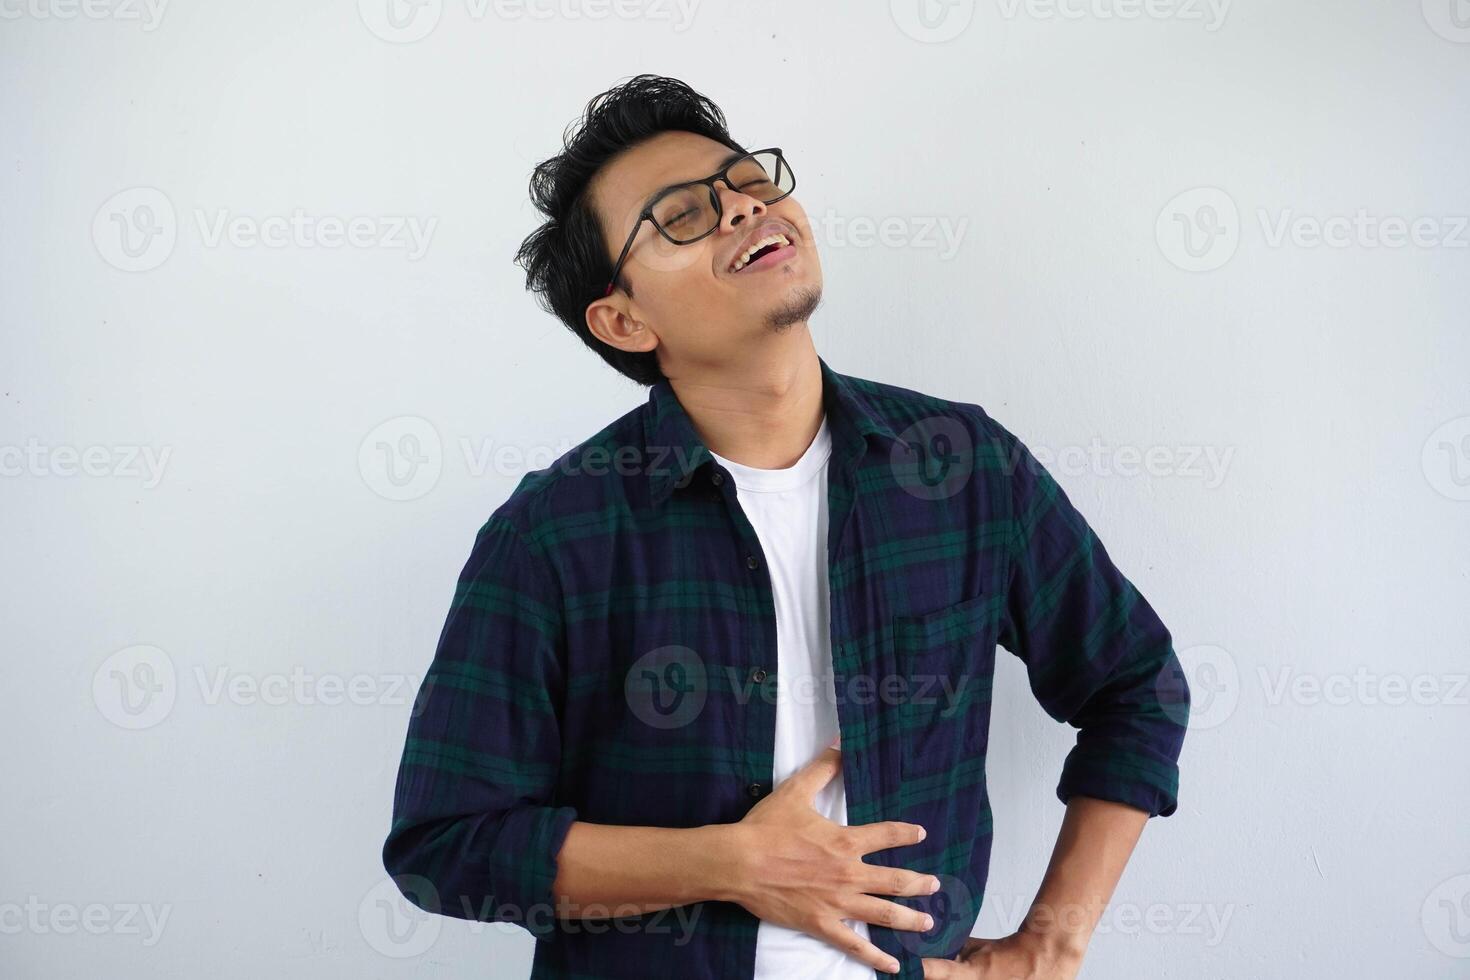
<box><xmin>585</xmin><ymin>131</ymin><xmax>823</xmax><ymax>377</ymax></box>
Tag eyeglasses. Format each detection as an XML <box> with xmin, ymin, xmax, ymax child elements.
<box><xmin>601</xmin><ymin>147</ymin><xmax>796</xmax><ymax>297</ymax></box>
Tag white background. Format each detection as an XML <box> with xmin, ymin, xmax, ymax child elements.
<box><xmin>2</xmin><ymin>0</ymin><xmax>1468</xmax><ymax>976</ymax></box>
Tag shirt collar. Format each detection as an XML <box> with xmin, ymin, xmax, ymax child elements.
<box><xmin>642</xmin><ymin>355</ymin><xmax>900</xmax><ymax>507</ymax></box>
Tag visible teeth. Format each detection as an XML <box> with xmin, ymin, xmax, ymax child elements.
<box><xmin>731</xmin><ymin>233</ymin><xmax>791</xmax><ymax>272</ymax></box>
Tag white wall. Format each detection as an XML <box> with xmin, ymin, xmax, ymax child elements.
<box><xmin>2</xmin><ymin>1</ymin><xmax>1467</xmax><ymax>976</ymax></box>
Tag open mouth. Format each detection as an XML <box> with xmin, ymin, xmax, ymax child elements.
<box><xmin>730</xmin><ymin>232</ymin><xmax>795</xmax><ymax>274</ymax></box>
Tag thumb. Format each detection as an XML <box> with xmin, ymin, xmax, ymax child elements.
<box><xmin>783</xmin><ymin>739</ymin><xmax>842</xmax><ymax>801</ymax></box>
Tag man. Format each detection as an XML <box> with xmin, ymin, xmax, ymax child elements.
<box><xmin>382</xmin><ymin>74</ymin><xmax>1190</xmax><ymax>980</ymax></box>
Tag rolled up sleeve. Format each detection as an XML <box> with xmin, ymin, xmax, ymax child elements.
<box><xmin>381</xmin><ymin>510</ymin><xmax>578</xmax><ymax>937</ymax></box>
<box><xmin>993</xmin><ymin>424</ymin><xmax>1190</xmax><ymax>818</ymax></box>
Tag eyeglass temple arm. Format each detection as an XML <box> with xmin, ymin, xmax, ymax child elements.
<box><xmin>603</xmin><ymin>217</ymin><xmax>644</xmax><ymax>297</ymax></box>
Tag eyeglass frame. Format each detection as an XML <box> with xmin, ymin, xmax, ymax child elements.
<box><xmin>600</xmin><ymin>147</ymin><xmax>795</xmax><ymax>298</ymax></box>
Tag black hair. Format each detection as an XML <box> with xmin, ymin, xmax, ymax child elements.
<box><xmin>513</xmin><ymin>74</ymin><xmax>746</xmax><ymax>387</ymax></box>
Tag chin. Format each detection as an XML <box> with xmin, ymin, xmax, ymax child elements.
<box><xmin>764</xmin><ymin>282</ymin><xmax>824</xmax><ymax>332</ymax></box>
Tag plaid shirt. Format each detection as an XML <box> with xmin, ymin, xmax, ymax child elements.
<box><xmin>382</xmin><ymin>356</ymin><xmax>1190</xmax><ymax>979</ymax></box>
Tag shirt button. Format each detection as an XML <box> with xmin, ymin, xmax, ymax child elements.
<box><xmin>711</xmin><ymin>470</ymin><xmax>725</xmax><ymax>486</ymax></box>
<box><xmin>751</xmin><ymin>667</ymin><xmax>767</xmax><ymax>683</ymax></box>
<box><xmin>747</xmin><ymin>782</ymin><xmax>765</xmax><ymax>799</ymax></box>
<box><xmin>745</xmin><ymin>554</ymin><xmax>760</xmax><ymax>570</ymax></box>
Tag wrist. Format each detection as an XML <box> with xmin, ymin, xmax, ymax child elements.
<box><xmin>1017</xmin><ymin>920</ymin><xmax>1089</xmax><ymax>967</ymax></box>
<box><xmin>688</xmin><ymin>823</ymin><xmax>751</xmax><ymax>905</ymax></box>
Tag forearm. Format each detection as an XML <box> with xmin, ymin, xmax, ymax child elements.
<box><xmin>1018</xmin><ymin>795</ymin><xmax>1149</xmax><ymax>961</ymax></box>
<box><xmin>550</xmin><ymin>820</ymin><xmax>741</xmax><ymax>919</ymax></box>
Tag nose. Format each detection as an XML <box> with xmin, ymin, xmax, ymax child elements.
<box><xmin>713</xmin><ymin>182</ymin><xmax>767</xmax><ymax>233</ymax></box>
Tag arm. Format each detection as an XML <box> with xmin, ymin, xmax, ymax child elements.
<box><xmin>381</xmin><ymin>513</ymin><xmax>578</xmax><ymax>938</ymax></box>
<box><xmin>995</xmin><ymin>424</ymin><xmax>1191</xmax><ymax>820</ymax></box>
<box><xmin>923</xmin><ymin>420</ymin><xmax>1191</xmax><ymax>977</ymax></box>
<box><xmin>923</xmin><ymin>797</ymin><xmax>1147</xmax><ymax>978</ymax></box>
<box><xmin>551</xmin><ymin>747</ymin><xmax>940</xmax><ymax>976</ymax></box>
<box><xmin>383</xmin><ymin>513</ymin><xmax>935</xmax><ymax>970</ymax></box>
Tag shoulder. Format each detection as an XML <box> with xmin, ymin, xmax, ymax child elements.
<box><xmin>836</xmin><ymin>366</ymin><xmax>1029</xmax><ymax>461</ymax></box>
<box><xmin>476</xmin><ymin>398</ymin><xmax>648</xmax><ymax>540</ymax></box>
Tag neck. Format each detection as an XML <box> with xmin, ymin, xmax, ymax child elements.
<box><xmin>665</xmin><ymin>338</ymin><xmax>825</xmax><ymax>470</ymax></box>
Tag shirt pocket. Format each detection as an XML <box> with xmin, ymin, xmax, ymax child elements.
<box><xmin>890</xmin><ymin>591</ymin><xmax>1002</xmax><ymax>778</ymax></box>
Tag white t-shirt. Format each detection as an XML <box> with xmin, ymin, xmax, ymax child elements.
<box><xmin>708</xmin><ymin>414</ymin><xmax>875</xmax><ymax>980</ymax></box>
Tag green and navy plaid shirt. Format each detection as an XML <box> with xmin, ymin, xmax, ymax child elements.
<box><xmin>382</xmin><ymin>356</ymin><xmax>1190</xmax><ymax>979</ymax></box>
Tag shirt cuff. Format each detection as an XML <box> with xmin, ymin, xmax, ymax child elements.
<box><xmin>1055</xmin><ymin>743</ymin><xmax>1181</xmax><ymax>817</ymax></box>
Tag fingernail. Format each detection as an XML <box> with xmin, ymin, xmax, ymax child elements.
<box><xmin>917</xmin><ymin>826</ymin><xmax>926</xmax><ymax>841</ymax></box>
<box><xmin>829</xmin><ymin>734</ymin><xmax>841</xmax><ymax>748</ymax></box>
<box><xmin>923</xmin><ymin>914</ymin><xmax>934</xmax><ymax>930</ymax></box>
<box><xmin>928</xmin><ymin>876</ymin><xmax>941</xmax><ymax>893</ymax></box>
<box><xmin>885</xmin><ymin>959</ymin><xmax>900</xmax><ymax>974</ymax></box>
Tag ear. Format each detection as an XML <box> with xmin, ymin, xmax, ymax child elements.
<box><xmin>585</xmin><ymin>296</ymin><xmax>659</xmax><ymax>355</ymax></box>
